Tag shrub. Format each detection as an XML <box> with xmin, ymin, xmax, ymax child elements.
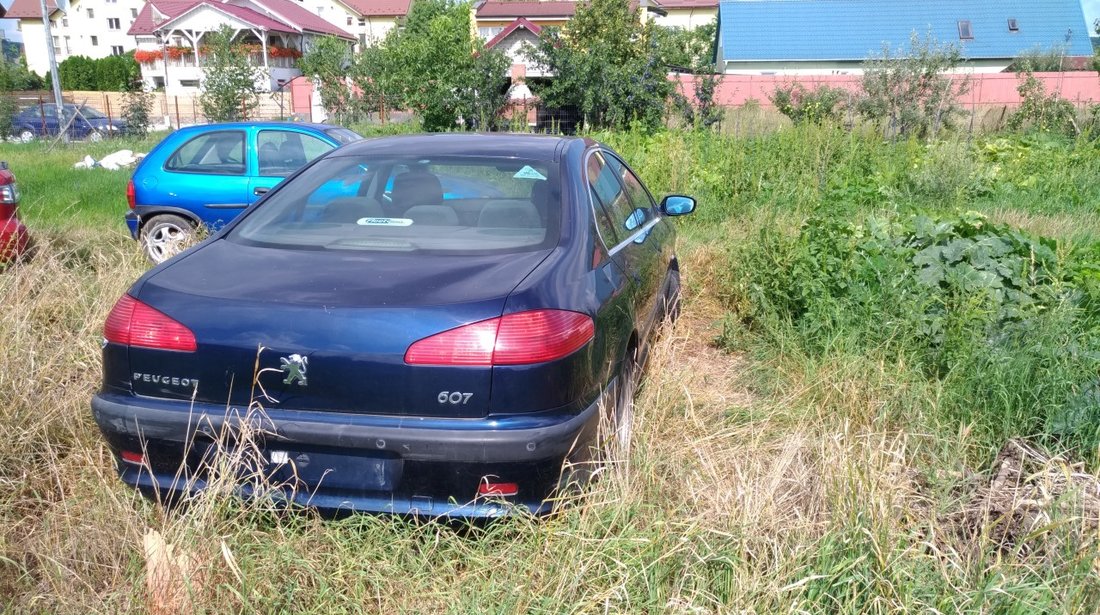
<box><xmin>672</xmin><ymin>67</ymin><xmax>722</xmax><ymax>130</ymax></box>
<box><xmin>771</xmin><ymin>83</ymin><xmax>848</xmax><ymax>125</ymax></box>
<box><xmin>297</xmin><ymin>36</ymin><xmax>356</xmax><ymax>124</ymax></box>
<box><xmin>857</xmin><ymin>33</ymin><xmax>970</xmax><ymax>139</ymax></box>
<box><xmin>120</xmin><ymin>88</ymin><xmax>154</xmax><ymax>138</ymax></box>
<box><xmin>1008</xmin><ymin>45</ymin><xmax>1071</xmax><ymax>72</ymax></box>
<box><xmin>1007</xmin><ymin>71</ymin><xmax>1079</xmax><ymax>136</ymax></box>
<box><xmin>57</xmin><ymin>54</ymin><xmax>139</xmax><ymax>91</ymax></box>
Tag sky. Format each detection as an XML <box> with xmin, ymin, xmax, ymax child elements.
<box><xmin>0</xmin><ymin>0</ymin><xmax>1097</xmax><ymax>47</ymax></box>
<box><xmin>1084</xmin><ymin>0</ymin><xmax>1100</xmax><ymax>36</ymax></box>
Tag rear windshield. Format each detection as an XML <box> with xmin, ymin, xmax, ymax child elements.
<box><xmin>229</xmin><ymin>155</ymin><xmax>560</xmax><ymax>255</ymax></box>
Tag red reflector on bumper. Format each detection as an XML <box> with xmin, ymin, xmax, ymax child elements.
<box><xmin>120</xmin><ymin>450</ymin><xmax>145</xmax><ymax>464</ymax></box>
<box><xmin>477</xmin><ymin>481</ymin><xmax>519</xmax><ymax>497</ymax></box>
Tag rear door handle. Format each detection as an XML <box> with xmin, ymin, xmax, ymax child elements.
<box><xmin>253</xmin><ymin>187</ymin><xmax>270</xmax><ymax>196</ymax></box>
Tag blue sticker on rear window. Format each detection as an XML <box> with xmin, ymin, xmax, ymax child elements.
<box><xmin>513</xmin><ymin>165</ymin><xmax>547</xmax><ymax>180</ymax></box>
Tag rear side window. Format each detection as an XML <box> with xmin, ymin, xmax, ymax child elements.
<box><xmin>230</xmin><ymin>155</ymin><xmax>560</xmax><ymax>255</ymax></box>
<box><xmin>587</xmin><ymin>151</ymin><xmax>652</xmax><ymax>241</ymax></box>
<box><xmin>165</xmin><ymin>131</ymin><xmax>245</xmax><ymax>175</ymax></box>
<box><xmin>257</xmin><ymin>130</ymin><xmax>334</xmax><ymax>177</ymax></box>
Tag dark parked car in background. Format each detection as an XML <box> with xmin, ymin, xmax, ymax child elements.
<box><xmin>0</xmin><ymin>162</ymin><xmax>29</xmax><ymax>266</ymax></box>
<box><xmin>92</xmin><ymin>133</ymin><xmax>696</xmax><ymax>517</ymax></box>
<box><xmin>11</xmin><ymin>103</ymin><xmax>127</xmax><ymax>143</ymax></box>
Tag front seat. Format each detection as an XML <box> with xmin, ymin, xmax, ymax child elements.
<box><xmin>478</xmin><ymin>200</ymin><xmax>542</xmax><ymax>229</ymax></box>
<box><xmin>390</xmin><ymin>170</ymin><xmax>443</xmax><ymax>213</ymax></box>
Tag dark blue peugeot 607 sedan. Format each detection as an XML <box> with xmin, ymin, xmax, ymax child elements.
<box><xmin>92</xmin><ymin>133</ymin><xmax>696</xmax><ymax>517</ymax></box>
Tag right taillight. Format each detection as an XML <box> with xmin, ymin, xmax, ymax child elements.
<box><xmin>405</xmin><ymin>309</ymin><xmax>594</xmax><ymax>366</ymax></box>
<box><xmin>126</xmin><ymin>179</ymin><xmax>136</xmax><ymax>209</ymax></box>
<box><xmin>104</xmin><ymin>294</ymin><xmax>197</xmax><ymax>352</ymax></box>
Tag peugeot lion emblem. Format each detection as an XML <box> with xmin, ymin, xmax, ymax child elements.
<box><xmin>280</xmin><ymin>354</ymin><xmax>308</xmax><ymax>386</ymax></box>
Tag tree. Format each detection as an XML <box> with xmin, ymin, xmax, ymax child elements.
<box><xmin>199</xmin><ymin>25</ymin><xmax>260</xmax><ymax>122</ymax></box>
<box><xmin>857</xmin><ymin>33</ymin><xmax>970</xmax><ymax>139</ymax></box>
<box><xmin>353</xmin><ymin>0</ymin><xmax>510</xmax><ymax>131</ymax></box>
<box><xmin>298</xmin><ymin>36</ymin><xmax>356</xmax><ymax>124</ymax></box>
<box><xmin>528</xmin><ymin>0</ymin><xmax>673</xmax><ymax>131</ymax></box>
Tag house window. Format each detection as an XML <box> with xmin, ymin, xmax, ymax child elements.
<box><xmin>61</xmin><ymin>18</ymin><xmax>68</xmax><ymax>27</ymax></box>
<box><xmin>108</xmin><ymin>18</ymin><xmax>121</xmax><ymax>30</ymax></box>
<box><xmin>358</xmin><ymin>33</ymin><xmax>367</xmax><ymax>46</ymax></box>
<box><xmin>347</xmin><ymin>16</ymin><xmax>352</xmax><ymax>25</ymax></box>
<box><xmin>957</xmin><ymin>20</ymin><xmax>973</xmax><ymax>40</ymax></box>
<box><xmin>87</xmin><ymin>8</ymin><xmax>94</xmax><ymax>17</ymax></box>
<box><xmin>358</xmin><ymin>18</ymin><xmax>366</xmax><ymax>26</ymax></box>
<box><xmin>91</xmin><ymin>36</ymin><xmax>98</xmax><ymax>46</ymax></box>
<box><xmin>111</xmin><ymin>45</ymin><xmax>124</xmax><ymax>55</ymax></box>
<box><xmin>132</xmin><ymin>8</ymin><xmax>139</xmax><ymax>18</ymax></box>
<box><xmin>179</xmin><ymin>79</ymin><xmax>200</xmax><ymax>88</ymax></box>
<box><xmin>63</xmin><ymin>35</ymin><xmax>70</xmax><ymax>54</ymax></box>
<box><xmin>1007</xmin><ymin>18</ymin><xmax>1019</xmax><ymax>32</ymax></box>
<box><xmin>52</xmin><ymin>35</ymin><xmax>60</xmax><ymax>54</ymax></box>
<box><xmin>478</xmin><ymin>26</ymin><xmax>504</xmax><ymax>39</ymax></box>
<box><xmin>316</xmin><ymin>6</ymin><xmax>324</xmax><ymax>15</ymax></box>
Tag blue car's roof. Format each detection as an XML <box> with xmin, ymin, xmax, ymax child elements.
<box><xmin>335</xmin><ymin>133</ymin><xmax>582</xmax><ymax>162</ymax></box>
<box><xmin>175</xmin><ymin>121</ymin><xmax>345</xmax><ymax>133</ymax></box>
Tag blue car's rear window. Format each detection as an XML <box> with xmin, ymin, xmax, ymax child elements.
<box><xmin>229</xmin><ymin>155</ymin><xmax>560</xmax><ymax>255</ymax></box>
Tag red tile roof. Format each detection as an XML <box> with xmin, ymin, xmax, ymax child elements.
<box><xmin>334</xmin><ymin>0</ymin><xmax>412</xmax><ymax>17</ymax></box>
<box><xmin>128</xmin><ymin>0</ymin><xmax>353</xmax><ymax>39</ymax></box>
<box><xmin>485</xmin><ymin>17</ymin><xmax>542</xmax><ymax>48</ymax></box>
<box><xmin>128</xmin><ymin>0</ymin><xmax>200</xmax><ymax>36</ymax></box>
<box><xmin>252</xmin><ymin>0</ymin><xmax>355</xmax><ymax>37</ymax></box>
<box><xmin>7</xmin><ymin>0</ymin><xmax>58</xmax><ymax>19</ymax></box>
<box><xmin>476</xmin><ymin>1</ymin><xmax>577</xmax><ymax>19</ymax></box>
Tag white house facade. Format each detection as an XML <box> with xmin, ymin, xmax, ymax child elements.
<box><xmin>8</xmin><ymin>0</ymin><xmax>146</xmax><ymax>76</ymax></box>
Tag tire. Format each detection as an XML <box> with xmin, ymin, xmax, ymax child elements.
<box><xmin>140</xmin><ymin>214</ymin><xmax>194</xmax><ymax>264</ymax></box>
<box><xmin>606</xmin><ymin>345</ymin><xmax>639</xmax><ymax>464</ymax></box>
<box><xmin>664</xmin><ymin>268</ymin><xmax>682</xmax><ymax>323</ymax></box>
<box><xmin>89</xmin><ymin>130</ymin><xmax>103</xmax><ymax>143</ymax></box>
<box><xmin>18</xmin><ymin>129</ymin><xmax>34</xmax><ymax>143</ymax></box>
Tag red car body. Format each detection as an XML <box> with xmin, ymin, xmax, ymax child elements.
<box><xmin>0</xmin><ymin>165</ymin><xmax>29</xmax><ymax>264</ymax></box>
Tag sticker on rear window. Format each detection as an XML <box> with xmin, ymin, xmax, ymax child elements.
<box><xmin>357</xmin><ymin>217</ymin><xmax>413</xmax><ymax>226</ymax></box>
<box><xmin>513</xmin><ymin>165</ymin><xmax>547</xmax><ymax>180</ymax></box>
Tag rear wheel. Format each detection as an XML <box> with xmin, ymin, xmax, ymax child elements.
<box><xmin>664</xmin><ymin>268</ymin><xmax>682</xmax><ymax>323</ymax></box>
<box><xmin>607</xmin><ymin>345</ymin><xmax>639</xmax><ymax>464</ymax></box>
<box><xmin>17</xmin><ymin>129</ymin><xmax>34</xmax><ymax>143</ymax></box>
<box><xmin>89</xmin><ymin>130</ymin><xmax>104</xmax><ymax>143</ymax></box>
<box><xmin>141</xmin><ymin>214</ymin><xmax>194</xmax><ymax>264</ymax></box>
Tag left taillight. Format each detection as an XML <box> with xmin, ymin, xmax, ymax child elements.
<box><xmin>405</xmin><ymin>309</ymin><xmax>594</xmax><ymax>366</ymax></box>
<box><xmin>0</xmin><ymin>183</ymin><xmax>18</xmax><ymax>205</ymax></box>
<box><xmin>104</xmin><ymin>294</ymin><xmax>197</xmax><ymax>352</ymax></box>
<box><xmin>126</xmin><ymin>179</ymin><xmax>136</xmax><ymax>209</ymax></box>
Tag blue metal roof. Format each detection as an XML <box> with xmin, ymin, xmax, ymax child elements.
<box><xmin>718</xmin><ymin>0</ymin><xmax>1095</xmax><ymax>63</ymax></box>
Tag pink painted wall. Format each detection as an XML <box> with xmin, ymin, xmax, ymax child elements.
<box><xmin>673</xmin><ymin>72</ymin><xmax>1100</xmax><ymax>108</ymax></box>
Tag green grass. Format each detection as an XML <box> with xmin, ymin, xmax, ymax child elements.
<box><xmin>3</xmin><ymin>126</ymin><xmax>1100</xmax><ymax>613</ymax></box>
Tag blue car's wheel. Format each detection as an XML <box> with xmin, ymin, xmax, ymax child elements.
<box><xmin>140</xmin><ymin>214</ymin><xmax>194</xmax><ymax>264</ymax></box>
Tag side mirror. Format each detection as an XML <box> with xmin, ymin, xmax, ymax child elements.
<box><xmin>659</xmin><ymin>195</ymin><xmax>696</xmax><ymax>216</ymax></box>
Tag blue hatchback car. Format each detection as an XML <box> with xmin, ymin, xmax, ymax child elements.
<box><xmin>126</xmin><ymin>122</ymin><xmax>362</xmax><ymax>262</ymax></box>
<box><xmin>93</xmin><ymin>133</ymin><xmax>696</xmax><ymax>517</ymax></box>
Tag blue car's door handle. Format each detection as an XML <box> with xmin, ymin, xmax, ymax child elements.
<box><xmin>254</xmin><ymin>187</ymin><xmax>270</xmax><ymax>196</ymax></box>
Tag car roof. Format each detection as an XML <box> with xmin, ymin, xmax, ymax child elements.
<box><xmin>177</xmin><ymin>121</ymin><xmax>345</xmax><ymax>133</ymax></box>
<box><xmin>334</xmin><ymin>133</ymin><xmax>580</xmax><ymax>162</ymax></box>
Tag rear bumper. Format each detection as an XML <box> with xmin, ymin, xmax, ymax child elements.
<box><xmin>91</xmin><ymin>390</ymin><xmax>607</xmax><ymax>517</ymax></box>
<box><xmin>125</xmin><ymin>210</ymin><xmax>139</xmax><ymax>238</ymax></box>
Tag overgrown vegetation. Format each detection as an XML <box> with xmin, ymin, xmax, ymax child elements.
<box><xmin>120</xmin><ymin>88</ymin><xmax>154</xmax><ymax>138</ymax></box>
<box><xmin>4</xmin><ymin>122</ymin><xmax>1100</xmax><ymax>611</ymax></box>
<box><xmin>1007</xmin><ymin>70</ymin><xmax>1079</xmax><ymax>135</ymax></box>
<box><xmin>771</xmin><ymin>83</ymin><xmax>850</xmax><ymax>125</ymax></box>
<box><xmin>199</xmin><ymin>25</ymin><xmax>260</xmax><ymax>122</ymax></box>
